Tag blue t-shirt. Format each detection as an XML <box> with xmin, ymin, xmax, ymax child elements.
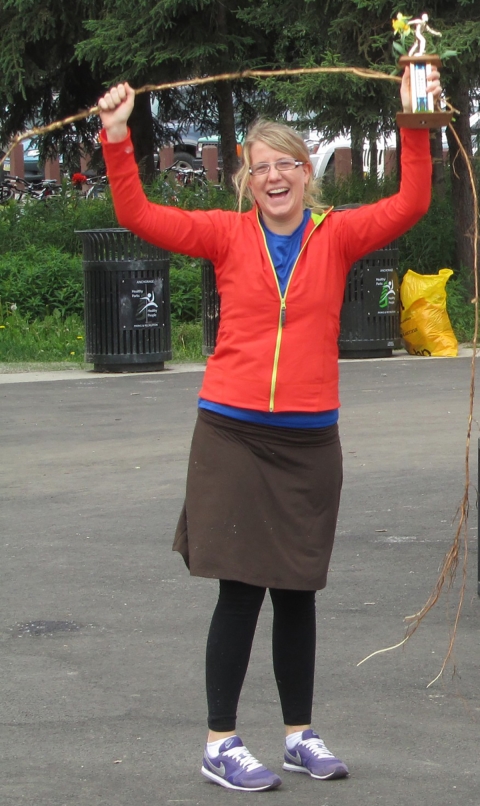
<box><xmin>262</xmin><ymin>209</ymin><xmax>311</xmax><ymax>295</ymax></box>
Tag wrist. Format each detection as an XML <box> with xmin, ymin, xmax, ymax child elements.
<box><xmin>104</xmin><ymin>124</ymin><xmax>129</xmax><ymax>143</ymax></box>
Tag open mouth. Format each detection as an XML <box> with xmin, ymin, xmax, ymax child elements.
<box><xmin>267</xmin><ymin>188</ymin><xmax>289</xmax><ymax>199</ymax></box>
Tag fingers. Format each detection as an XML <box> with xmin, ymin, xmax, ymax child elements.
<box><xmin>98</xmin><ymin>82</ymin><xmax>133</xmax><ymax>112</ymax></box>
<box><xmin>400</xmin><ymin>66</ymin><xmax>411</xmax><ymax>113</ymax></box>
<box><xmin>427</xmin><ymin>68</ymin><xmax>442</xmax><ymax>101</ymax></box>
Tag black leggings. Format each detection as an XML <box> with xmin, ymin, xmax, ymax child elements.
<box><xmin>206</xmin><ymin>579</ymin><xmax>316</xmax><ymax>732</ymax></box>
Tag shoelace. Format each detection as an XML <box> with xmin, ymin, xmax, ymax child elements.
<box><xmin>223</xmin><ymin>746</ymin><xmax>263</xmax><ymax>771</ymax></box>
<box><xmin>299</xmin><ymin>737</ymin><xmax>335</xmax><ymax>759</ymax></box>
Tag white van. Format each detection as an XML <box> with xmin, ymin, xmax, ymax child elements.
<box><xmin>307</xmin><ymin>132</ymin><xmax>397</xmax><ymax>180</ymax></box>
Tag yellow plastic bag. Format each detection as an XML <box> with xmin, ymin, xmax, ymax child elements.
<box><xmin>400</xmin><ymin>269</ymin><xmax>458</xmax><ymax>357</ymax></box>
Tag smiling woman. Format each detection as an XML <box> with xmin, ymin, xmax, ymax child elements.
<box><xmin>96</xmin><ymin>70</ymin><xmax>441</xmax><ymax>792</ymax></box>
<box><xmin>233</xmin><ymin>119</ymin><xmax>320</xmax><ymax>227</ymax></box>
<box><xmin>248</xmin><ymin>144</ymin><xmax>309</xmax><ymax>233</ymax></box>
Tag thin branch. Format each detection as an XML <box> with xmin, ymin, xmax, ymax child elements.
<box><xmin>0</xmin><ymin>65</ymin><xmax>401</xmax><ymax>166</ymax></box>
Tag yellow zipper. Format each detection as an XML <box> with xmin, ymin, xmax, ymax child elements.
<box><xmin>257</xmin><ymin>209</ymin><xmax>331</xmax><ymax>412</ymax></box>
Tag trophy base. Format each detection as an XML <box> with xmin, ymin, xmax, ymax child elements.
<box><xmin>396</xmin><ymin>110</ymin><xmax>453</xmax><ymax>129</ymax></box>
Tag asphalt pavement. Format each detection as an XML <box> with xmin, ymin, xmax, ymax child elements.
<box><xmin>1</xmin><ymin>354</ymin><xmax>479</xmax><ymax>806</ymax></box>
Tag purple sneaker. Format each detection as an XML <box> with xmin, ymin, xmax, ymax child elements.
<box><xmin>201</xmin><ymin>735</ymin><xmax>282</xmax><ymax>791</ymax></box>
<box><xmin>283</xmin><ymin>730</ymin><xmax>349</xmax><ymax>780</ymax></box>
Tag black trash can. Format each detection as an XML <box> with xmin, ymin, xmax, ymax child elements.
<box><xmin>339</xmin><ymin>239</ymin><xmax>401</xmax><ymax>358</ymax></box>
<box><xmin>336</xmin><ymin>204</ymin><xmax>401</xmax><ymax>358</ymax></box>
<box><xmin>202</xmin><ymin>260</ymin><xmax>220</xmax><ymax>356</ymax></box>
<box><xmin>77</xmin><ymin>228</ymin><xmax>172</xmax><ymax>372</ymax></box>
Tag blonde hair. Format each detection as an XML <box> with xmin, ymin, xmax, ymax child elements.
<box><xmin>233</xmin><ymin>118</ymin><xmax>323</xmax><ymax>212</ymax></box>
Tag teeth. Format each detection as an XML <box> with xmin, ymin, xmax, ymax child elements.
<box><xmin>269</xmin><ymin>188</ymin><xmax>288</xmax><ymax>195</ymax></box>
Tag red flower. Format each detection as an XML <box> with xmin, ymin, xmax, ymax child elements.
<box><xmin>72</xmin><ymin>173</ymin><xmax>88</xmax><ymax>185</ymax></box>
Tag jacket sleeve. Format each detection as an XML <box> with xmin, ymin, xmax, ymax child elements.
<box><xmin>100</xmin><ymin>129</ymin><xmax>230</xmax><ymax>263</ymax></box>
<box><xmin>336</xmin><ymin>128</ymin><xmax>432</xmax><ymax>270</ymax></box>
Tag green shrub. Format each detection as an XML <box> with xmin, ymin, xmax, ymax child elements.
<box><xmin>398</xmin><ymin>190</ymin><xmax>456</xmax><ymax>277</ymax></box>
<box><xmin>0</xmin><ymin>246</ymin><xmax>83</xmax><ymax>320</ymax></box>
<box><xmin>0</xmin><ymin>244</ymin><xmax>203</xmax><ymax>324</ymax></box>
<box><xmin>147</xmin><ymin>177</ymin><xmax>237</xmax><ymax>212</ymax></box>
<box><xmin>446</xmin><ymin>274</ymin><xmax>475</xmax><ymax>343</ymax></box>
<box><xmin>0</xmin><ymin>191</ymin><xmax>117</xmax><ymax>256</ymax></box>
<box><xmin>170</xmin><ymin>254</ymin><xmax>202</xmax><ymax>322</ymax></box>
<box><xmin>321</xmin><ymin>173</ymin><xmax>398</xmax><ymax>208</ymax></box>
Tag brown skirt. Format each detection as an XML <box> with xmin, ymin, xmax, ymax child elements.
<box><xmin>173</xmin><ymin>409</ymin><xmax>342</xmax><ymax>591</ymax></box>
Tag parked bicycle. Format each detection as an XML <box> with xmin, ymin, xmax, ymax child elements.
<box><xmin>0</xmin><ymin>175</ymin><xmax>62</xmax><ymax>203</ymax></box>
<box><xmin>162</xmin><ymin>161</ymin><xmax>208</xmax><ymax>190</ymax></box>
<box><xmin>0</xmin><ymin>181</ymin><xmax>15</xmax><ymax>204</ymax></box>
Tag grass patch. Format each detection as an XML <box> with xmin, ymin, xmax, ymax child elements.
<box><xmin>0</xmin><ymin>311</ymin><xmax>86</xmax><ymax>363</ymax></box>
<box><xmin>171</xmin><ymin>320</ymin><xmax>204</xmax><ymax>362</ymax></box>
<box><xmin>0</xmin><ymin>311</ymin><xmax>204</xmax><ymax>365</ymax></box>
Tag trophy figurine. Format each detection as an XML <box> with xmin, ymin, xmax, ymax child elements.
<box><xmin>394</xmin><ymin>13</ymin><xmax>453</xmax><ymax>129</ymax></box>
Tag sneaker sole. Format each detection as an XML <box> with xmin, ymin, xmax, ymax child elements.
<box><xmin>201</xmin><ymin>766</ymin><xmax>281</xmax><ymax>791</ymax></box>
<box><xmin>283</xmin><ymin>762</ymin><xmax>349</xmax><ymax>780</ymax></box>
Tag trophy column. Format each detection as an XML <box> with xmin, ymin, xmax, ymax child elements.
<box><xmin>396</xmin><ymin>54</ymin><xmax>452</xmax><ymax>129</ymax></box>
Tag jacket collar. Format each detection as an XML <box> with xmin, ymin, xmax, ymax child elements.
<box><xmin>250</xmin><ymin>205</ymin><xmax>333</xmax><ymax>245</ymax></box>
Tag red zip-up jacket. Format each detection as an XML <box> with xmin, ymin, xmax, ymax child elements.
<box><xmin>101</xmin><ymin>128</ymin><xmax>431</xmax><ymax>412</ymax></box>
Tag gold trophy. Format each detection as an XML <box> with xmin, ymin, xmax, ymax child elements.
<box><xmin>394</xmin><ymin>13</ymin><xmax>453</xmax><ymax>129</ymax></box>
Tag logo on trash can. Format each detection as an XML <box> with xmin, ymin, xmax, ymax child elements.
<box><xmin>136</xmin><ymin>289</ymin><xmax>158</xmax><ymax>323</ymax></box>
<box><xmin>378</xmin><ymin>279</ymin><xmax>396</xmax><ymax>310</ymax></box>
<box><xmin>119</xmin><ymin>277</ymin><xmax>164</xmax><ymax>329</ymax></box>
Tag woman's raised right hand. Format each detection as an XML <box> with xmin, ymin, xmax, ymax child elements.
<box><xmin>98</xmin><ymin>82</ymin><xmax>136</xmax><ymax>142</ymax></box>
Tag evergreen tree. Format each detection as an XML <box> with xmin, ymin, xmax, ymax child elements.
<box><xmin>77</xmin><ymin>0</ymin><xmax>270</xmax><ymax>185</ymax></box>
<box><xmin>0</xmin><ymin>0</ymin><xmax>105</xmax><ymax>166</ymax></box>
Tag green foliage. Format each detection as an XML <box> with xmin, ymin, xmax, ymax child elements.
<box><xmin>445</xmin><ymin>274</ymin><xmax>475</xmax><ymax>342</ymax></box>
<box><xmin>75</xmin><ymin>0</ymin><xmax>267</xmax><ymax>182</ymax></box>
<box><xmin>147</xmin><ymin>178</ymin><xmax>237</xmax><ymax>211</ymax></box>
<box><xmin>321</xmin><ymin>172</ymin><xmax>398</xmax><ymax>207</ymax></box>
<box><xmin>0</xmin><ymin>1</ymin><xmax>103</xmax><ymax>159</ymax></box>
<box><xmin>398</xmin><ymin>190</ymin><xmax>456</xmax><ymax>277</ymax></box>
<box><xmin>170</xmin><ymin>255</ymin><xmax>202</xmax><ymax>322</ymax></box>
<box><xmin>0</xmin><ymin>310</ymin><xmax>85</xmax><ymax>362</ymax></box>
<box><xmin>0</xmin><ymin>192</ymin><xmax>117</xmax><ymax>255</ymax></box>
<box><xmin>0</xmin><ymin>246</ymin><xmax>83</xmax><ymax>320</ymax></box>
<box><xmin>0</xmin><ymin>241</ymin><xmax>206</xmax><ymax>325</ymax></box>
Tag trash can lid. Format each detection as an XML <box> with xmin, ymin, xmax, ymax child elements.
<box><xmin>333</xmin><ymin>203</ymin><xmax>363</xmax><ymax>211</ymax></box>
<box><xmin>74</xmin><ymin>227</ymin><xmax>130</xmax><ymax>235</ymax></box>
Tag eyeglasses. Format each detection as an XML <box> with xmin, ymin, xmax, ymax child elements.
<box><xmin>248</xmin><ymin>158</ymin><xmax>305</xmax><ymax>176</ymax></box>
